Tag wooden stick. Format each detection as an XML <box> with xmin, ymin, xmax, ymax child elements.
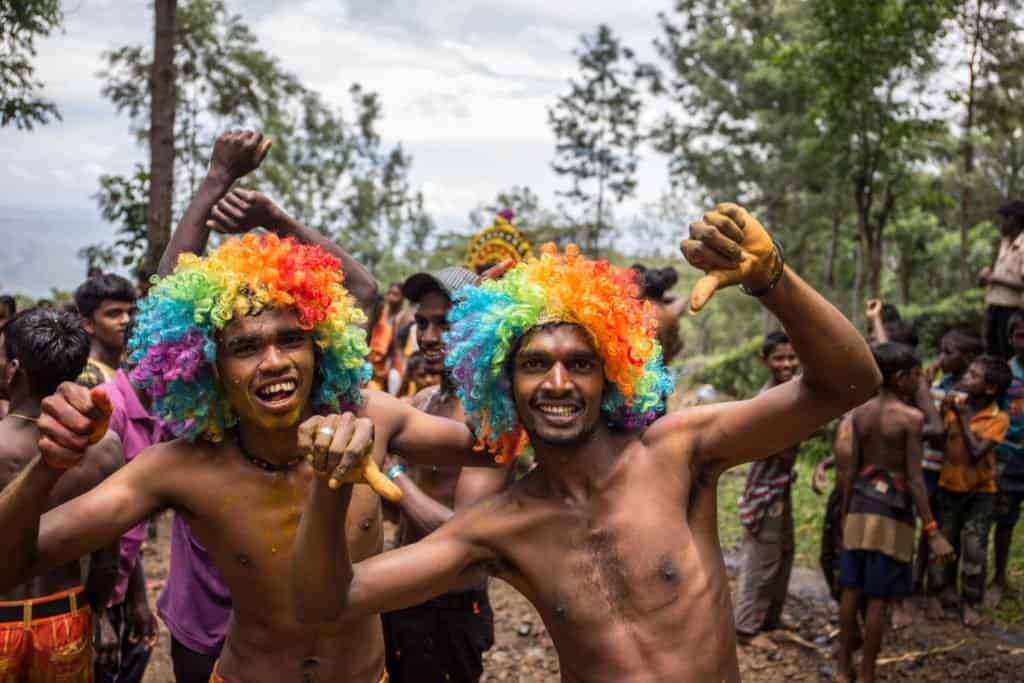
<box><xmin>876</xmin><ymin>639</ymin><xmax>965</xmax><ymax>666</ymax></box>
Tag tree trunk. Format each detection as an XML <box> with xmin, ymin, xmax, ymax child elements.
<box><xmin>825</xmin><ymin>205</ymin><xmax>842</xmax><ymax>298</ymax></box>
<box><xmin>142</xmin><ymin>0</ymin><xmax>177</xmax><ymax>281</ymax></box>
<box><xmin>959</xmin><ymin>0</ymin><xmax>983</xmax><ymax>290</ymax></box>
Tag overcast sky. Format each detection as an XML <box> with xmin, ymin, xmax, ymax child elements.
<box><xmin>0</xmin><ymin>0</ymin><xmax>677</xmax><ymax>296</ymax></box>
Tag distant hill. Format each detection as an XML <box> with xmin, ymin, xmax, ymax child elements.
<box><xmin>0</xmin><ymin>206</ymin><xmax>122</xmax><ymax>298</ymax></box>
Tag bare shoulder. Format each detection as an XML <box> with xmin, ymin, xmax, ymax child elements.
<box><xmin>642</xmin><ymin>405</ymin><xmax>717</xmax><ymax>455</ymax></box>
<box><xmin>359</xmin><ymin>388</ymin><xmax>408</xmax><ymax>428</ymax></box>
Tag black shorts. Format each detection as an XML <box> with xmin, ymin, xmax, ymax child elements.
<box><xmin>840</xmin><ymin>549</ymin><xmax>911</xmax><ymax>601</ymax></box>
<box><xmin>382</xmin><ymin>589</ymin><xmax>494</xmax><ymax>683</ymax></box>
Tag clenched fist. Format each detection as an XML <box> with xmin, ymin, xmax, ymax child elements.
<box><xmin>681</xmin><ymin>203</ymin><xmax>781</xmax><ymax>313</ymax></box>
<box><xmin>297</xmin><ymin>413</ymin><xmax>401</xmax><ymax>502</ymax></box>
<box><xmin>38</xmin><ymin>384</ymin><xmax>113</xmax><ymax>470</ymax></box>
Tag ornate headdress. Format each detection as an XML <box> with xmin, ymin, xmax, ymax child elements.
<box><xmin>129</xmin><ymin>233</ymin><xmax>370</xmax><ymax>441</ymax></box>
<box><xmin>445</xmin><ymin>243</ymin><xmax>675</xmax><ymax>462</ymax></box>
<box><xmin>463</xmin><ymin>210</ymin><xmax>533</xmax><ymax>273</ymax></box>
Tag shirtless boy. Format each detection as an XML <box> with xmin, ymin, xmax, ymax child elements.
<box><xmin>0</xmin><ymin>308</ymin><xmax>123</xmax><ymax>681</ymax></box>
<box><xmin>0</xmin><ymin>134</ymin><xmax>500</xmax><ymax>683</ymax></box>
<box><xmin>836</xmin><ymin>343</ymin><xmax>954</xmax><ymax>683</ymax></box>
<box><xmin>291</xmin><ymin>204</ymin><xmax>881</xmax><ymax>682</ymax></box>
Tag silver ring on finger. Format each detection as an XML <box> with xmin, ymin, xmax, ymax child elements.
<box><xmin>317</xmin><ymin>426</ymin><xmax>335</xmax><ymax>438</ymax></box>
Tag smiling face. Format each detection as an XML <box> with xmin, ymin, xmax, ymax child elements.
<box><xmin>511</xmin><ymin>324</ymin><xmax>605</xmax><ymax>448</ymax></box>
<box><xmin>415</xmin><ymin>289</ymin><xmax>450</xmax><ymax>374</ymax></box>
<box><xmin>960</xmin><ymin>360</ymin><xmax>990</xmax><ymax>399</ymax></box>
<box><xmin>763</xmin><ymin>342</ymin><xmax>799</xmax><ymax>384</ymax></box>
<box><xmin>214</xmin><ymin>307</ymin><xmax>316</xmax><ymax>430</ymax></box>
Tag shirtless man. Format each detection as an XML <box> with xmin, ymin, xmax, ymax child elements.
<box><xmin>837</xmin><ymin>343</ymin><xmax>954</xmax><ymax>683</ymax></box>
<box><xmin>0</xmin><ymin>134</ymin><xmax>499</xmax><ymax>683</ymax></box>
<box><xmin>378</xmin><ymin>267</ymin><xmax>511</xmax><ymax>682</ymax></box>
<box><xmin>291</xmin><ymin>205</ymin><xmax>881</xmax><ymax>682</ymax></box>
<box><xmin>0</xmin><ymin>308</ymin><xmax>123</xmax><ymax>681</ymax></box>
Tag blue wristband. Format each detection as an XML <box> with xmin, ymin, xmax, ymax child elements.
<box><xmin>386</xmin><ymin>464</ymin><xmax>406</xmax><ymax>481</ymax></box>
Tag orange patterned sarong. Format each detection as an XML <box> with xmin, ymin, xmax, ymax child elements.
<box><xmin>0</xmin><ymin>588</ymin><xmax>93</xmax><ymax>683</ymax></box>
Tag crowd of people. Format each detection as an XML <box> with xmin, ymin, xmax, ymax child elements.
<box><xmin>0</xmin><ymin>127</ymin><xmax>1017</xmax><ymax>683</ymax></box>
<box><xmin>728</xmin><ymin>200</ymin><xmax>1024</xmax><ymax>683</ymax></box>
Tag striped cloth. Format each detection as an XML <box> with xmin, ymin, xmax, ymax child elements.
<box><xmin>739</xmin><ymin>453</ymin><xmax>797</xmax><ymax>533</ymax></box>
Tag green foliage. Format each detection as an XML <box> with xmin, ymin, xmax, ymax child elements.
<box><xmin>0</xmin><ymin>0</ymin><xmax>61</xmax><ymax>129</ymax></box>
<box><xmin>900</xmin><ymin>288</ymin><xmax>987</xmax><ymax>357</ymax></box>
<box><xmin>90</xmin><ymin>0</ymin><xmax>429</xmax><ymax>275</ymax></box>
<box><xmin>549</xmin><ymin>24</ymin><xmax>648</xmax><ymax>252</ymax></box>
<box><xmin>686</xmin><ymin>337</ymin><xmax>766</xmax><ymax>399</ymax></box>
<box><xmin>81</xmin><ymin>165</ymin><xmax>151</xmax><ymax>271</ymax></box>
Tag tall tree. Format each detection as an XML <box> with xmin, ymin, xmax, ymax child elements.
<box><xmin>0</xmin><ymin>0</ymin><xmax>61</xmax><ymax>129</ymax></box>
<box><xmin>92</xmin><ymin>0</ymin><xmax>427</xmax><ymax>275</ymax></box>
<box><xmin>143</xmin><ymin>0</ymin><xmax>178</xmax><ymax>280</ymax></box>
<box><xmin>548</xmin><ymin>24</ymin><xmax>646</xmax><ymax>253</ymax></box>
<box><xmin>946</xmin><ymin>0</ymin><xmax>1023</xmax><ymax>288</ymax></box>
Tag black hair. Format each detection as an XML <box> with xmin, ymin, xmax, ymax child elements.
<box><xmin>74</xmin><ymin>274</ymin><xmax>137</xmax><ymax>319</ymax></box>
<box><xmin>2</xmin><ymin>308</ymin><xmax>90</xmax><ymax>397</ymax></box>
<box><xmin>974</xmin><ymin>354</ymin><xmax>1013</xmax><ymax>400</ymax></box>
<box><xmin>634</xmin><ymin>265</ymin><xmax>679</xmax><ymax>301</ymax></box>
<box><xmin>0</xmin><ymin>295</ymin><xmax>15</xmax><ymax>313</ymax></box>
<box><xmin>762</xmin><ymin>331</ymin><xmax>791</xmax><ymax>358</ymax></box>
<box><xmin>872</xmin><ymin>343</ymin><xmax>920</xmax><ymax>387</ymax></box>
<box><xmin>943</xmin><ymin>330</ymin><xmax>984</xmax><ymax>358</ymax></box>
<box><xmin>884</xmin><ymin>319</ymin><xmax>918</xmax><ymax>349</ymax></box>
<box><xmin>997</xmin><ymin>200</ymin><xmax>1024</xmax><ymax>221</ymax></box>
<box><xmin>1008</xmin><ymin>310</ymin><xmax>1024</xmax><ymax>337</ymax></box>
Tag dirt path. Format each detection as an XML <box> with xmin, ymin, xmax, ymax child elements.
<box><xmin>139</xmin><ymin>515</ymin><xmax>1024</xmax><ymax>682</ymax></box>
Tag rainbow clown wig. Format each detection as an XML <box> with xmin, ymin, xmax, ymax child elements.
<box><xmin>445</xmin><ymin>243</ymin><xmax>675</xmax><ymax>463</ymax></box>
<box><xmin>128</xmin><ymin>233</ymin><xmax>370</xmax><ymax>442</ymax></box>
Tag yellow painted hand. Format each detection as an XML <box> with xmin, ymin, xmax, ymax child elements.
<box><xmin>680</xmin><ymin>203</ymin><xmax>779</xmax><ymax>313</ymax></box>
<box><xmin>332</xmin><ymin>454</ymin><xmax>402</xmax><ymax>503</ymax></box>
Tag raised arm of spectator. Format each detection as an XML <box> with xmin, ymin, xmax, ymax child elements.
<box><xmin>206</xmin><ymin>189</ymin><xmax>378</xmax><ymax>318</ymax></box>
<box><xmin>157</xmin><ymin>131</ymin><xmax>270</xmax><ymax>276</ymax></box>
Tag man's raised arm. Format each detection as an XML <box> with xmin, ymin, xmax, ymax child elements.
<box><xmin>661</xmin><ymin>203</ymin><xmax>880</xmax><ymax>474</ymax></box>
<box><xmin>157</xmin><ymin>131</ymin><xmax>270</xmax><ymax>276</ymax></box>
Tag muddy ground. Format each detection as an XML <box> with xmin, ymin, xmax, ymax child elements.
<box><xmin>138</xmin><ymin>514</ymin><xmax>1024</xmax><ymax>682</ymax></box>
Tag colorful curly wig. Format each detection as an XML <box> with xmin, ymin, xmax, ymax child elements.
<box><xmin>445</xmin><ymin>243</ymin><xmax>676</xmax><ymax>463</ymax></box>
<box><xmin>128</xmin><ymin>233</ymin><xmax>370</xmax><ymax>442</ymax></box>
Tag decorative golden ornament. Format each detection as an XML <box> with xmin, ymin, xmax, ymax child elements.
<box><xmin>464</xmin><ymin>211</ymin><xmax>534</xmax><ymax>273</ymax></box>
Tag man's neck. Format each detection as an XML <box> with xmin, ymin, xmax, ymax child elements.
<box><xmin>531</xmin><ymin>425</ymin><xmax>624</xmax><ymax>503</ymax></box>
<box><xmin>387</xmin><ymin>302</ymin><xmax>402</xmax><ymax>317</ymax></box>
<box><xmin>235</xmin><ymin>410</ymin><xmax>312</xmax><ymax>466</ymax></box>
<box><xmin>89</xmin><ymin>340</ymin><xmax>122</xmax><ymax>370</ymax></box>
<box><xmin>5</xmin><ymin>395</ymin><xmax>41</xmax><ymax>421</ymax></box>
<box><xmin>966</xmin><ymin>393</ymin><xmax>991</xmax><ymax>411</ymax></box>
<box><xmin>878</xmin><ymin>386</ymin><xmax>906</xmax><ymax>404</ymax></box>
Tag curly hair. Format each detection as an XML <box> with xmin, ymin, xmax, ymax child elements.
<box><xmin>128</xmin><ymin>234</ymin><xmax>370</xmax><ymax>441</ymax></box>
<box><xmin>445</xmin><ymin>243</ymin><xmax>676</xmax><ymax>463</ymax></box>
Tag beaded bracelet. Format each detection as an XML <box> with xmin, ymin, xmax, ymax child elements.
<box><xmin>740</xmin><ymin>239</ymin><xmax>785</xmax><ymax>298</ymax></box>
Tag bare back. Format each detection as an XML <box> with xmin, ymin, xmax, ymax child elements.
<box><xmin>851</xmin><ymin>396</ymin><xmax>920</xmax><ymax>478</ymax></box>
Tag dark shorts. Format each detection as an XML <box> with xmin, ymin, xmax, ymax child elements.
<box><xmin>382</xmin><ymin>589</ymin><xmax>494</xmax><ymax>683</ymax></box>
<box><xmin>923</xmin><ymin>469</ymin><xmax>941</xmax><ymax>499</ymax></box>
<box><xmin>839</xmin><ymin>549</ymin><xmax>911</xmax><ymax>600</ymax></box>
<box><xmin>994</xmin><ymin>489</ymin><xmax>1024</xmax><ymax>527</ymax></box>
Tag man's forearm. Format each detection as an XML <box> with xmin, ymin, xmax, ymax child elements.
<box><xmin>157</xmin><ymin>171</ymin><xmax>233</xmax><ymax>276</ymax></box>
<box><xmin>0</xmin><ymin>458</ymin><xmax>63</xmax><ymax>589</ymax></box>
<box><xmin>393</xmin><ymin>474</ymin><xmax>453</xmax><ymax>536</ymax></box>
<box><xmin>987</xmin><ymin>275</ymin><xmax>1024</xmax><ymax>292</ymax></box>
<box><xmin>291</xmin><ymin>481</ymin><xmax>354</xmax><ymax>624</ymax></box>
<box><xmin>907</xmin><ymin>475</ymin><xmax>936</xmax><ymax>527</ymax></box>
<box><xmin>956</xmin><ymin>410</ymin><xmax>992</xmax><ymax>460</ymax></box>
<box><xmin>761</xmin><ymin>268</ymin><xmax>880</xmax><ymax>403</ymax></box>
<box><xmin>270</xmin><ymin>209</ymin><xmax>378</xmax><ymax>318</ymax></box>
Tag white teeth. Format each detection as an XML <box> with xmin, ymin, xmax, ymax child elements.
<box><xmin>258</xmin><ymin>381</ymin><xmax>296</xmax><ymax>398</ymax></box>
<box><xmin>538</xmin><ymin>405</ymin><xmax>577</xmax><ymax>416</ymax></box>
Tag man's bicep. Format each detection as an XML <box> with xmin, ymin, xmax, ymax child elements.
<box><xmin>381</xmin><ymin>395</ymin><xmax>486</xmax><ymax>467</ymax></box>
<box><xmin>691</xmin><ymin>380</ymin><xmax>843</xmax><ymax>473</ymax></box>
<box><xmin>455</xmin><ymin>467</ymin><xmax>510</xmax><ymax>510</ymax></box>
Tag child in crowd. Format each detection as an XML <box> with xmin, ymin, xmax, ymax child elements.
<box><xmin>734</xmin><ymin>332</ymin><xmax>802</xmax><ymax>649</ymax></box>
<box><xmin>837</xmin><ymin>343</ymin><xmax>954</xmax><ymax>683</ymax></box>
<box><xmin>915</xmin><ymin>331</ymin><xmax>983</xmax><ymax>589</ymax></box>
<box><xmin>927</xmin><ymin>355</ymin><xmax>1012</xmax><ymax>625</ymax></box>
<box><xmin>990</xmin><ymin>310</ymin><xmax>1024</xmax><ymax>606</ymax></box>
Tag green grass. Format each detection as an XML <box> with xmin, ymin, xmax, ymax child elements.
<box><xmin>717</xmin><ymin>438</ymin><xmax>1024</xmax><ymax>628</ymax></box>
